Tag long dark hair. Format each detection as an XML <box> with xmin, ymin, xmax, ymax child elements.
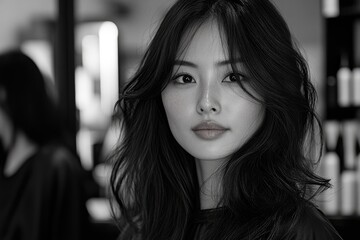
<box><xmin>110</xmin><ymin>0</ymin><xmax>330</xmax><ymax>239</ymax></box>
<box><xmin>0</xmin><ymin>50</ymin><xmax>69</xmax><ymax>147</ymax></box>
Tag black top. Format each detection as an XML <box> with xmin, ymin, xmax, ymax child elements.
<box><xmin>187</xmin><ymin>206</ymin><xmax>343</xmax><ymax>240</ymax></box>
<box><xmin>119</xmin><ymin>205</ymin><xmax>343</xmax><ymax>240</ymax></box>
<box><xmin>0</xmin><ymin>143</ymin><xmax>90</xmax><ymax>240</ymax></box>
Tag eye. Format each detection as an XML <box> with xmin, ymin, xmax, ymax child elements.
<box><xmin>172</xmin><ymin>74</ymin><xmax>195</xmax><ymax>84</ymax></box>
<box><xmin>223</xmin><ymin>73</ymin><xmax>245</xmax><ymax>83</ymax></box>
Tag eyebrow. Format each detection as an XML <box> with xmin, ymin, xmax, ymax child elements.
<box><xmin>173</xmin><ymin>58</ymin><xmax>243</xmax><ymax>68</ymax></box>
<box><xmin>174</xmin><ymin>60</ymin><xmax>197</xmax><ymax>68</ymax></box>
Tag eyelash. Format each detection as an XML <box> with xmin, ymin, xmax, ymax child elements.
<box><xmin>171</xmin><ymin>72</ymin><xmax>246</xmax><ymax>84</ymax></box>
<box><xmin>223</xmin><ymin>73</ymin><xmax>245</xmax><ymax>83</ymax></box>
<box><xmin>171</xmin><ymin>73</ymin><xmax>195</xmax><ymax>84</ymax></box>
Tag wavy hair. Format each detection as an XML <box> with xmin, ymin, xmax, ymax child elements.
<box><xmin>110</xmin><ymin>0</ymin><xmax>330</xmax><ymax>239</ymax></box>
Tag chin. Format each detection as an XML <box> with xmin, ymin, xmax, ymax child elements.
<box><xmin>186</xmin><ymin>148</ymin><xmax>232</xmax><ymax>162</ymax></box>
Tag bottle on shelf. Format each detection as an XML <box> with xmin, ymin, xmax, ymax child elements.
<box><xmin>353</xmin><ymin>68</ymin><xmax>360</xmax><ymax>107</ymax></box>
<box><xmin>357</xmin><ymin>155</ymin><xmax>360</xmax><ymax>215</ymax></box>
<box><xmin>343</xmin><ymin>121</ymin><xmax>358</xmax><ymax>170</ymax></box>
<box><xmin>337</xmin><ymin>65</ymin><xmax>352</xmax><ymax>108</ymax></box>
<box><xmin>340</xmin><ymin>170</ymin><xmax>357</xmax><ymax>216</ymax></box>
<box><xmin>322</xmin><ymin>0</ymin><xmax>339</xmax><ymax>18</ymax></box>
<box><xmin>324</xmin><ymin>120</ymin><xmax>340</xmax><ymax>152</ymax></box>
<box><xmin>321</xmin><ymin>152</ymin><xmax>340</xmax><ymax>216</ymax></box>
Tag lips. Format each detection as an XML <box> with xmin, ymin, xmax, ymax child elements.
<box><xmin>192</xmin><ymin>121</ymin><xmax>229</xmax><ymax>140</ymax></box>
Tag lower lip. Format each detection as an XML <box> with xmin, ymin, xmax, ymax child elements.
<box><xmin>193</xmin><ymin>129</ymin><xmax>227</xmax><ymax>140</ymax></box>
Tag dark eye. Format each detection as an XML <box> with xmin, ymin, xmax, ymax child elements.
<box><xmin>223</xmin><ymin>73</ymin><xmax>244</xmax><ymax>83</ymax></box>
<box><xmin>173</xmin><ymin>74</ymin><xmax>195</xmax><ymax>84</ymax></box>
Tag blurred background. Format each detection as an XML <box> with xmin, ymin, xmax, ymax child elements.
<box><xmin>0</xmin><ymin>0</ymin><xmax>359</xmax><ymax>239</ymax></box>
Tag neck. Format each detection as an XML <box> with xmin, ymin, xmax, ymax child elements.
<box><xmin>3</xmin><ymin>131</ymin><xmax>39</xmax><ymax>176</ymax></box>
<box><xmin>195</xmin><ymin>158</ymin><xmax>225</xmax><ymax>210</ymax></box>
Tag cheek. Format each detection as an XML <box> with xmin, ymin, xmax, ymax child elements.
<box><xmin>161</xmin><ymin>90</ymin><xmax>191</xmax><ymax>131</ymax></box>
<box><xmin>232</xmin><ymin>102</ymin><xmax>265</xmax><ymax>137</ymax></box>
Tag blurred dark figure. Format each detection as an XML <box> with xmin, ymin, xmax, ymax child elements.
<box><xmin>0</xmin><ymin>49</ymin><xmax>90</xmax><ymax>240</ymax></box>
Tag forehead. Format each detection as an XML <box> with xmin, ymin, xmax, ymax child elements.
<box><xmin>176</xmin><ymin>20</ymin><xmax>229</xmax><ymax>61</ymax></box>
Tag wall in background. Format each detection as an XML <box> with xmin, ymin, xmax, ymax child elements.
<box><xmin>0</xmin><ymin>0</ymin><xmax>55</xmax><ymax>52</ymax></box>
<box><xmin>0</xmin><ymin>0</ymin><xmax>111</xmax><ymax>52</ymax></box>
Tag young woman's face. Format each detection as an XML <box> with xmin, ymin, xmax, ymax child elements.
<box><xmin>161</xmin><ymin>21</ymin><xmax>265</xmax><ymax>162</ymax></box>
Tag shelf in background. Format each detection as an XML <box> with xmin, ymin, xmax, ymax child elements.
<box><xmin>326</xmin><ymin>106</ymin><xmax>360</xmax><ymax>120</ymax></box>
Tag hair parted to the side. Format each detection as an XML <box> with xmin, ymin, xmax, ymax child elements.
<box><xmin>110</xmin><ymin>0</ymin><xmax>330</xmax><ymax>239</ymax></box>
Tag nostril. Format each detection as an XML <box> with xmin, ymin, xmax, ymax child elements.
<box><xmin>197</xmin><ymin>102</ymin><xmax>220</xmax><ymax>114</ymax></box>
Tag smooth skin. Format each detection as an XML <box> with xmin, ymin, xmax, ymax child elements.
<box><xmin>161</xmin><ymin>20</ymin><xmax>265</xmax><ymax>209</ymax></box>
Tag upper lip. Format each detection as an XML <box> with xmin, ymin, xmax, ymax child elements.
<box><xmin>192</xmin><ymin>121</ymin><xmax>228</xmax><ymax>131</ymax></box>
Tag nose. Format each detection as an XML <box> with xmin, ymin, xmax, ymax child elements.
<box><xmin>196</xmin><ymin>83</ymin><xmax>221</xmax><ymax>114</ymax></box>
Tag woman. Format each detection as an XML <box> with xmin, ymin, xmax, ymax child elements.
<box><xmin>110</xmin><ymin>0</ymin><xmax>342</xmax><ymax>239</ymax></box>
<box><xmin>0</xmin><ymin>50</ymin><xmax>90</xmax><ymax>240</ymax></box>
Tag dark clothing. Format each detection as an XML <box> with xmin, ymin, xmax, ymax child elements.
<box><xmin>188</xmin><ymin>205</ymin><xmax>343</xmax><ymax>240</ymax></box>
<box><xmin>118</xmin><ymin>204</ymin><xmax>343</xmax><ymax>240</ymax></box>
<box><xmin>294</xmin><ymin>205</ymin><xmax>343</xmax><ymax>240</ymax></box>
<box><xmin>0</xmin><ymin>143</ymin><xmax>90</xmax><ymax>240</ymax></box>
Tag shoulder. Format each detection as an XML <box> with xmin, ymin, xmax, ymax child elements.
<box><xmin>293</xmin><ymin>204</ymin><xmax>343</xmax><ymax>240</ymax></box>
